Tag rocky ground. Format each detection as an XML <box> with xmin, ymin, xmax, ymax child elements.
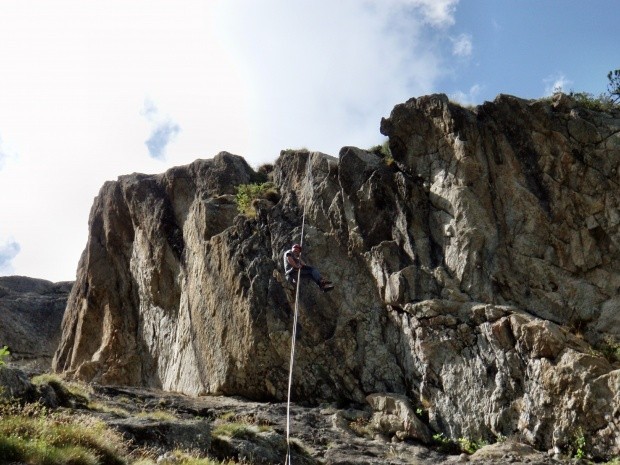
<box><xmin>1</xmin><ymin>365</ymin><xmax>579</xmax><ymax>465</ymax></box>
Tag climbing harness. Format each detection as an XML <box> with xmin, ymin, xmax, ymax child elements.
<box><xmin>284</xmin><ymin>156</ymin><xmax>312</xmax><ymax>465</ymax></box>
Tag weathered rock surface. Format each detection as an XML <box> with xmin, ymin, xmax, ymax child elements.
<box><xmin>0</xmin><ymin>365</ymin><xmax>35</xmax><ymax>399</ymax></box>
<box><xmin>0</xmin><ymin>371</ymin><xmax>570</xmax><ymax>465</ymax></box>
<box><xmin>0</xmin><ymin>276</ymin><xmax>72</xmax><ymax>370</ymax></box>
<box><xmin>54</xmin><ymin>94</ymin><xmax>620</xmax><ymax>459</ymax></box>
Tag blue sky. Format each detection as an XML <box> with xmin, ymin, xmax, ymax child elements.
<box><xmin>442</xmin><ymin>0</ymin><xmax>619</xmax><ymax>103</ymax></box>
<box><xmin>0</xmin><ymin>0</ymin><xmax>618</xmax><ymax>281</ymax></box>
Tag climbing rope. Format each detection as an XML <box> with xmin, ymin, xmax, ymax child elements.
<box><xmin>284</xmin><ymin>155</ymin><xmax>312</xmax><ymax>465</ymax></box>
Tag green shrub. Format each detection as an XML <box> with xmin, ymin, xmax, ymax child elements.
<box><xmin>458</xmin><ymin>437</ymin><xmax>488</xmax><ymax>454</ymax></box>
<box><xmin>235</xmin><ymin>182</ymin><xmax>279</xmax><ymax>218</ymax></box>
<box><xmin>0</xmin><ymin>404</ymin><xmax>127</xmax><ymax>465</ymax></box>
<box><xmin>568</xmin><ymin>91</ymin><xmax>616</xmax><ymax>112</ymax></box>
<box><xmin>0</xmin><ymin>345</ymin><xmax>9</xmax><ymax>366</ymax></box>
<box><xmin>597</xmin><ymin>336</ymin><xmax>620</xmax><ymax>364</ymax></box>
<box><xmin>568</xmin><ymin>427</ymin><xmax>587</xmax><ymax>459</ymax></box>
<box><xmin>432</xmin><ymin>433</ymin><xmax>460</xmax><ymax>454</ymax></box>
<box><xmin>369</xmin><ymin>140</ymin><xmax>394</xmax><ymax>165</ymax></box>
<box><xmin>212</xmin><ymin>421</ymin><xmax>257</xmax><ymax>440</ymax></box>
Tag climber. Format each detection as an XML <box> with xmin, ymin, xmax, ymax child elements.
<box><xmin>284</xmin><ymin>243</ymin><xmax>334</xmax><ymax>292</ymax></box>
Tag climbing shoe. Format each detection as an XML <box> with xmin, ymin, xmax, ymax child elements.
<box><xmin>320</xmin><ymin>282</ymin><xmax>334</xmax><ymax>292</ymax></box>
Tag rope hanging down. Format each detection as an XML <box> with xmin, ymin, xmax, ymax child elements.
<box><xmin>284</xmin><ymin>156</ymin><xmax>312</xmax><ymax>465</ymax></box>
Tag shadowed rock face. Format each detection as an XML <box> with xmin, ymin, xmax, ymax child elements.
<box><xmin>0</xmin><ymin>276</ymin><xmax>72</xmax><ymax>370</ymax></box>
<box><xmin>53</xmin><ymin>95</ymin><xmax>620</xmax><ymax>458</ymax></box>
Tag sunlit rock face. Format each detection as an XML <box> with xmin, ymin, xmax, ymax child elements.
<box><xmin>54</xmin><ymin>94</ymin><xmax>620</xmax><ymax>457</ymax></box>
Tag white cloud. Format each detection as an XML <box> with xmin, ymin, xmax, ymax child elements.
<box><xmin>450</xmin><ymin>84</ymin><xmax>482</xmax><ymax>106</ymax></box>
<box><xmin>410</xmin><ymin>0</ymin><xmax>459</xmax><ymax>27</ymax></box>
<box><xmin>375</xmin><ymin>0</ymin><xmax>459</xmax><ymax>27</ymax></box>
<box><xmin>213</xmin><ymin>0</ymin><xmax>457</xmax><ymax>161</ymax></box>
<box><xmin>452</xmin><ymin>33</ymin><xmax>473</xmax><ymax>57</ymax></box>
<box><xmin>0</xmin><ymin>0</ymin><xmax>460</xmax><ymax>281</ymax></box>
<box><xmin>543</xmin><ymin>73</ymin><xmax>573</xmax><ymax>96</ymax></box>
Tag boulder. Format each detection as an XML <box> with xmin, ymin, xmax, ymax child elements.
<box><xmin>0</xmin><ymin>366</ymin><xmax>34</xmax><ymax>400</ymax></box>
<box><xmin>366</xmin><ymin>393</ymin><xmax>433</xmax><ymax>444</ymax></box>
<box><xmin>0</xmin><ymin>276</ymin><xmax>72</xmax><ymax>370</ymax></box>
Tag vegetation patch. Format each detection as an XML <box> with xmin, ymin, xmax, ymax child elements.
<box><xmin>567</xmin><ymin>427</ymin><xmax>587</xmax><ymax>460</ymax></box>
<box><xmin>0</xmin><ymin>345</ymin><xmax>9</xmax><ymax>366</ymax></box>
<box><xmin>432</xmin><ymin>432</ymin><xmax>489</xmax><ymax>455</ymax></box>
<box><xmin>0</xmin><ymin>402</ymin><xmax>127</xmax><ymax>465</ymax></box>
<box><xmin>88</xmin><ymin>400</ymin><xmax>131</xmax><ymax>417</ymax></box>
<box><xmin>212</xmin><ymin>418</ymin><xmax>271</xmax><ymax>441</ymax></box>
<box><xmin>235</xmin><ymin>182</ymin><xmax>279</xmax><ymax>218</ymax></box>
<box><xmin>597</xmin><ymin>336</ymin><xmax>620</xmax><ymax>365</ymax></box>
<box><xmin>348</xmin><ymin>416</ymin><xmax>374</xmax><ymax>439</ymax></box>
<box><xmin>136</xmin><ymin>409</ymin><xmax>177</xmax><ymax>421</ymax></box>
<box><xmin>212</xmin><ymin>421</ymin><xmax>258</xmax><ymax>440</ymax></box>
<box><xmin>33</xmin><ymin>374</ymin><xmax>91</xmax><ymax>396</ymax></box>
<box><xmin>368</xmin><ymin>140</ymin><xmax>394</xmax><ymax>166</ymax></box>
<box><xmin>543</xmin><ymin>70</ymin><xmax>620</xmax><ymax>112</ymax></box>
<box><xmin>432</xmin><ymin>433</ymin><xmax>461</xmax><ymax>454</ymax></box>
<box><xmin>457</xmin><ymin>437</ymin><xmax>488</xmax><ymax>455</ymax></box>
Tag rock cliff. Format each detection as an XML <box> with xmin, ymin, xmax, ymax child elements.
<box><xmin>0</xmin><ymin>276</ymin><xmax>72</xmax><ymax>370</ymax></box>
<box><xmin>53</xmin><ymin>93</ymin><xmax>620</xmax><ymax>458</ymax></box>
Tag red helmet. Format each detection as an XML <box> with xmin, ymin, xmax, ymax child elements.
<box><xmin>292</xmin><ymin>243</ymin><xmax>302</xmax><ymax>250</ymax></box>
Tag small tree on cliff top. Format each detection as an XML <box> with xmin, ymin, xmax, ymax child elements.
<box><xmin>608</xmin><ymin>69</ymin><xmax>620</xmax><ymax>103</ymax></box>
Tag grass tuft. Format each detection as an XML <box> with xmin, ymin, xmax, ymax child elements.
<box><xmin>0</xmin><ymin>403</ymin><xmax>128</xmax><ymax>465</ymax></box>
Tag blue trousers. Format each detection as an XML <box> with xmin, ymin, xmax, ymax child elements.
<box><xmin>287</xmin><ymin>265</ymin><xmax>321</xmax><ymax>286</ymax></box>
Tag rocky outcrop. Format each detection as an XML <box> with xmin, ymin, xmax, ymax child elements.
<box><xmin>0</xmin><ymin>276</ymin><xmax>72</xmax><ymax>370</ymax></box>
<box><xmin>54</xmin><ymin>94</ymin><xmax>620</xmax><ymax>458</ymax></box>
<box><xmin>380</xmin><ymin>93</ymin><xmax>620</xmax><ymax>331</ymax></box>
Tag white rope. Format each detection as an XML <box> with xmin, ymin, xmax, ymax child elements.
<box><xmin>284</xmin><ymin>155</ymin><xmax>312</xmax><ymax>465</ymax></box>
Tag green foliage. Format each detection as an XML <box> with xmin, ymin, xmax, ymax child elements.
<box><xmin>432</xmin><ymin>433</ymin><xmax>460</xmax><ymax>454</ymax></box>
<box><xmin>212</xmin><ymin>421</ymin><xmax>257</xmax><ymax>440</ymax></box>
<box><xmin>0</xmin><ymin>399</ymin><xmax>252</xmax><ymax>465</ymax></box>
<box><xmin>0</xmin><ymin>345</ymin><xmax>10</xmax><ymax>366</ymax></box>
<box><xmin>568</xmin><ymin>91</ymin><xmax>616</xmax><ymax>111</ymax></box>
<box><xmin>608</xmin><ymin>69</ymin><xmax>620</xmax><ymax>103</ymax></box>
<box><xmin>136</xmin><ymin>409</ymin><xmax>176</xmax><ymax>421</ymax></box>
<box><xmin>458</xmin><ymin>437</ymin><xmax>488</xmax><ymax>454</ymax></box>
<box><xmin>415</xmin><ymin>407</ymin><xmax>429</xmax><ymax>423</ymax></box>
<box><xmin>235</xmin><ymin>182</ymin><xmax>279</xmax><ymax>218</ymax></box>
<box><xmin>548</xmin><ymin>68</ymin><xmax>620</xmax><ymax>111</ymax></box>
<box><xmin>31</xmin><ymin>374</ymin><xmax>91</xmax><ymax>410</ymax></box>
<box><xmin>369</xmin><ymin>140</ymin><xmax>394</xmax><ymax>166</ymax></box>
<box><xmin>598</xmin><ymin>336</ymin><xmax>620</xmax><ymax>364</ymax></box>
<box><xmin>432</xmin><ymin>433</ymin><xmax>488</xmax><ymax>455</ymax></box>
<box><xmin>568</xmin><ymin>427</ymin><xmax>587</xmax><ymax>459</ymax></box>
<box><xmin>87</xmin><ymin>400</ymin><xmax>130</xmax><ymax>417</ymax></box>
<box><xmin>212</xmin><ymin>412</ymin><xmax>272</xmax><ymax>441</ymax></box>
<box><xmin>0</xmin><ymin>403</ymin><xmax>127</xmax><ymax>465</ymax></box>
